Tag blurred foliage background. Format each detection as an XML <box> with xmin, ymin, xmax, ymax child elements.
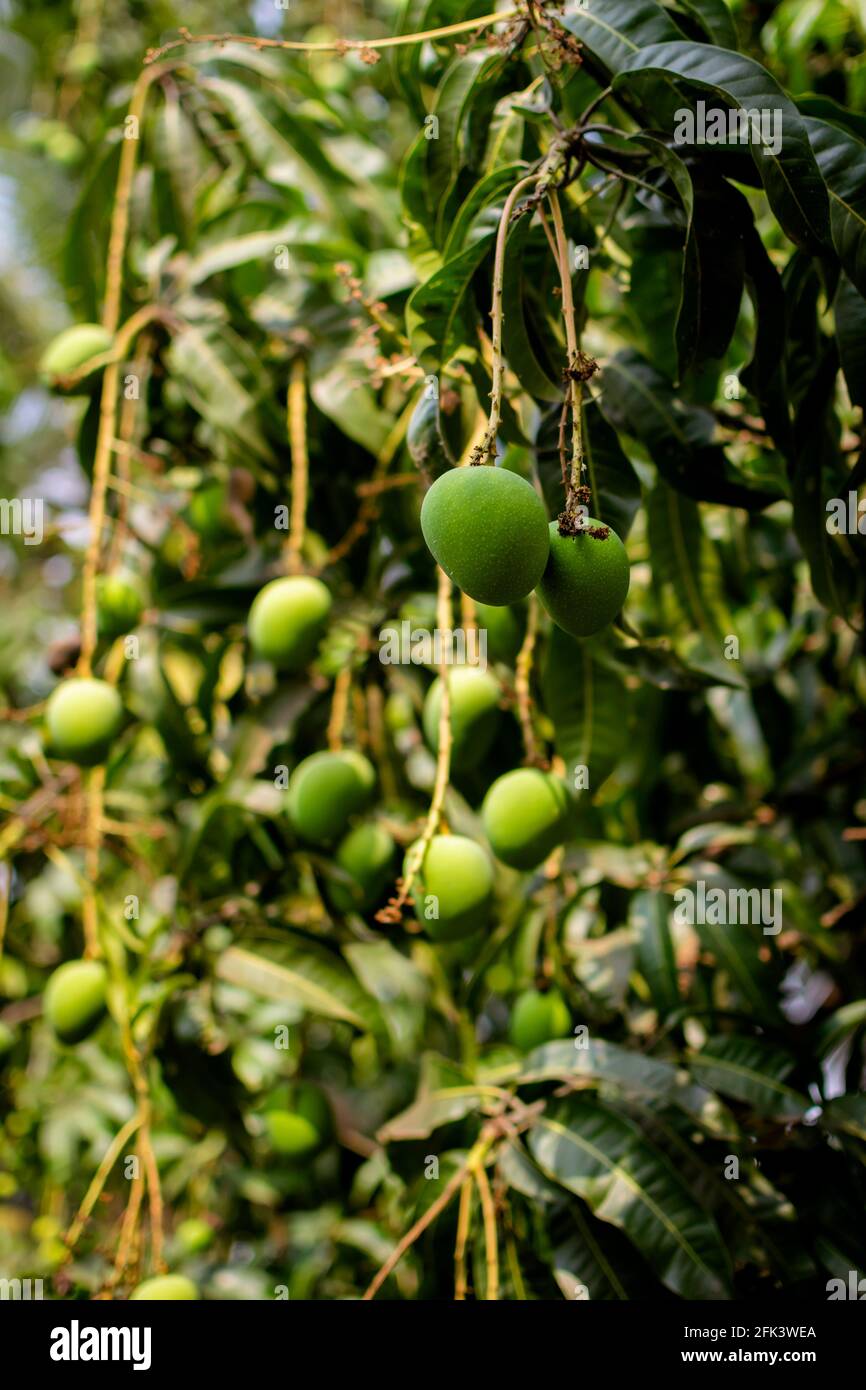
<box><xmin>0</xmin><ymin>0</ymin><xmax>865</xmax><ymax>1301</ymax></box>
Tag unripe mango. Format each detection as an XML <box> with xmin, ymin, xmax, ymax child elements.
<box><xmin>474</xmin><ymin>602</ymin><xmax>526</xmax><ymax>665</ymax></box>
<box><xmin>43</xmin><ymin>960</ymin><xmax>108</xmax><ymax>1045</ymax></box>
<box><xmin>175</xmin><ymin>1217</ymin><xmax>215</xmax><ymax>1255</ymax></box>
<box><xmin>286</xmin><ymin>750</ymin><xmax>376</xmax><ymax>845</ymax></box>
<box><xmin>508</xmin><ymin>987</ymin><xmax>571</xmax><ymax>1051</ymax></box>
<box><xmin>482</xmin><ymin>769</ymin><xmax>570</xmax><ymax>870</ymax></box>
<box><xmin>97</xmin><ymin>573</ymin><xmax>145</xmax><ymax>639</ymax></box>
<box><xmin>187</xmin><ymin>482</ymin><xmax>235</xmax><ymax>540</ymax></box>
<box><xmin>264</xmin><ymin>1082</ymin><xmax>331</xmax><ymax>1159</ymax></box>
<box><xmin>248</xmin><ymin>575</ymin><xmax>332</xmax><ymax>670</ymax></box>
<box><xmin>45</xmin><ymin>677</ymin><xmax>123</xmax><ymax>765</ymax></box>
<box><xmin>407</xmin><ymin>834</ymin><xmax>494</xmax><ymax>941</ymax></box>
<box><xmin>422</xmin><ymin>667</ymin><xmax>500</xmax><ymax>772</ymax></box>
<box><xmin>537</xmin><ymin>520</ymin><xmax>630</xmax><ymax>638</ymax></box>
<box><xmin>0</xmin><ymin>1021</ymin><xmax>16</xmax><ymax>1058</ymax></box>
<box><xmin>130</xmin><ymin>1274</ymin><xmax>198</xmax><ymax>1301</ymax></box>
<box><xmin>39</xmin><ymin>323</ymin><xmax>112</xmax><ymax>380</ymax></box>
<box><xmin>328</xmin><ymin>821</ymin><xmax>396</xmax><ymax>914</ymax></box>
<box><xmin>420</xmin><ymin>466</ymin><xmax>549</xmax><ymax>605</ymax></box>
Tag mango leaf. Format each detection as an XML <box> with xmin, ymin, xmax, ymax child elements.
<box><xmin>740</xmin><ymin>218</ymin><xmax>794</xmax><ymax>453</ymax></box>
<box><xmin>528</xmin><ymin>1099</ymin><xmax>732</xmax><ymax>1298</ymax></box>
<box><xmin>818</xmin><ymin>1000</ymin><xmax>866</xmax><ymax>1057</ymax></box>
<box><xmin>406</xmin><ymin>236</ymin><xmax>493</xmax><ymax>371</ymax></box>
<box><xmin>377</xmin><ymin>1052</ymin><xmax>499</xmax><ymax>1141</ymax></box>
<box><xmin>634</xmin><ymin>138</ymin><xmax>746</xmax><ymax>378</ymax></box>
<box><xmin>631</xmin><ymin>890</ymin><xmax>680</xmax><ymax>1017</ymax></box>
<box><xmin>501</xmin><ymin>216</ymin><xmax>562</xmax><ymax>402</ymax></box>
<box><xmin>645</xmin><ymin>480</ymin><xmax>744</xmax><ymax>686</ymax></box>
<box><xmin>688</xmin><ymin>1036</ymin><xmax>808</xmax><ymax>1119</ymax></box>
<box><xmin>693</xmin><ymin>898</ymin><xmax>780</xmax><ymax>1020</ymax></box>
<box><xmin>215</xmin><ymin>944</ymin><xmax>375</xmax><ymax>1030</ymax></box>
<box><xmin>559</xmin><ymin>0</ymin><xmax>682</xmax><ymax>79</ymax></box>
<box><xmin>616</xmin><ymin>42</ymin><xmax>830</xmax><ymax>252</ymax></box>
<box><xmin>443</xmin><ymin>161</ymin><xmax>526</xmax><ymax>259</ymax></box>
<box><xmin>790</xmin><ymin>339</ymin><xmax>858</xmax><ymax>614</ymax></box>
<box><xmin>805</xmin><ymin>117</ymin><xmax>866</xmax><ymax>297</ymax></box>
<box><xmin>496</xmin><ymin>1036</ymin><xmax>735</xmax><ymax>1138</ymax></box>
<box><xmin>541</xmin><ymin>627</ymin><xmax>631</xmax><ymax>794</ymax></box>
<box><xmin>820</xmin><ymin>1095</ymin><xmax>866</xmax><ymax>1143</ymax></box>
<box><xmin>310</xmin><ymin>356</ymin><xmax>394</xmax><ymax>456</ymax></box>
<box><xmin>675</xmin><ymin>0</ymin><xmax>739</xmax><ymax>49</ymax></box>
<box><xmin>835</xmin><ymin>273</ymin><xmax>866</xmax><ymax>411</ymax></box>
<box><xmin>166</xmin><ymin>325</ymin><xmax>276</xmax><ymax>463</ymax></box>
<box><xmin>428</xmin><ymin>50</ymin><xmax>507</xmax><ymax>245</ymax></box>
<box><xmin>601</xmin><ymin>349</ymin><xmax>778</xmax><ymax>509</ymax></box>
<box><xmin>406</xmin><ymin>381</ymin><xmax>454</xmax><ymax>479</ymax></box>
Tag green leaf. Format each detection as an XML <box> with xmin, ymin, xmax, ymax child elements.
<box><xmin>820</xmin><ymin>1095</ymin><xmax>866</xmax><ymax>1143</ymax></box>
<box><xmin>805</xmin><ymin>117</ymin><xmax>866</xmax><ymax>296</ymax></box>
<box><xmin>166</xmin><ymin>325</ymin><xmax>276</xmax><ymax>464</ymax></box>
<box><xmin>631</xmin><ymin>890</ymin><xmax>680</xmax><ymax>1017</ymax></box>
<box><xmin>501</xmin><ymin>216</ymin><xmax>562</xmax><ymax>402</ymax></box>
<box><xmin>309</xmin><ymin>355</ymin><xmax>394</xmax><ymax>456</ymax></box>
<box><xmin>528</xmin><ymin>1099</ymin><xmax>731</xmax><ymax>1298</ymax></box>
<box><xmin>559</xmin><ymin>0</ymin><xmax>682</xmax><ymax>79</ymax></box>
<box><xmin>645</xmin><ymin>479</ymin><xmax>743</xmax><ymax>686</ymax></box>
<box><xmin>616</xmin><ymin>42</ymin><xmax>831</xmax><ymax>252</ymax></box>
<box><xmin>406</xmin><ymin>236</ymin><xmax>493</xmax><ymax>371</ymax></box>
<box><xmin>541</xmin><ymin>627</ymin><xmax>631</xmax><ymax>793</ymax></box>
<box><xmin>817</xmin><ymin>1000</ymin><xmax>866</xmax><ymax>1057</ymax></box>
<box><xmin>835</xmin><ymin>273</ymin><xmax>866</xmax><ymax>411</ymax></box>
<box><xmin>406</xmin><ymin>380</ymin><xmax>454</xmax><ymax>479</ymax></box>
<box><xmin>688</xmin><ymin>1036</ymin><xmax>807</xmax><ymax>1119</ymax></box>
<box><xmin>675</xmin><ymin>0</ymin><xmax>739</xmax><ymax>50</ymax></box>
<box><xmin>634</xmin><ymin>138</ymin><xmax>746</xmax><ymax>378</ymax></box>
<box><xmin>740</xmin><ymin>218</ymin><xmax>794</xmax><ymax>453</ymax></box>
<box><xmin>601</xmin><ymin>349</ymin><xmax>778</xmax><ymax>509</ymax></box>
<box><xmin>215</xmin><ymin>945</ymin><xmax>371</xmax><ymax>1029</ymax></box>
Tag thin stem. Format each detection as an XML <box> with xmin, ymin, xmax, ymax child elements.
<box><xmin>327</xmin><ymin>668</ymin><xmax>352</xmax><ymax>752</ymax></box>
<box><xmin>376</xmin><ymin>567</ymin><xmax>453</xmax><ymax>924</ymax></box>
<box><xmin>82</xmin><ymin>766</ymin><xmax>106</xmax><ymax>959</ymax></box>
<box><xmin>145</xmin><ymin>13</ymin><xmax>519</xmax><ymax>65</ymax></box>
<box><xmin>477</xmin><ymin>173</ymin><xmax>544</xmax><ymax>463</ymax></box>
<box><xmin>285</xmin><ymin>356</ymin><xmax>309</xmax><ymax>575</ymax></box>
<box><xmin>64</xmin><ymin>1110</ymin><xmax>143</xmax><ymax>1252</ymax></box>
<box><xmin>548</xmin><ymin>188</ymin><xmax>591</xmax><ymax>510</ymax></box>
<box><xmin>454</xmin><ymin>1178</ymin><xmax>473</xmax><ymax>1300</ymax></box>
<box><xmin>473</xmin><ymin>1160</ymin><xmax>499</xmax><ymax>1301</ymax></box>
<box><xmin>363</xmin><ymin>1130</ymin><xmax>494</xmax><ymax>1300</ymax></box>
<box><xmin>515</xmin><ymin>596</ymin><xmax>543</xmax><ymax>767</ymax></box>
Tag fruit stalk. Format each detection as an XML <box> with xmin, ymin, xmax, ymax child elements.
<box><xmin>476</xmin><ymin>173</ymin><xmax>544</xmax><ymax>464</ymax></box>
<box><xmin>285</xmin><ymin>356</ymin><xmax>309</xmax><ymax>575</ymax></box>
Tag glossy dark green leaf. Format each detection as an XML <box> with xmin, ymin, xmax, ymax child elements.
<box><xmin>805</xmin><ymin>117</ymin><xmax>866</xmax><ymax>297</ymax></box>
<box><xmin>616</xmin><ymin>42</ymin><xmax>830</xmax><ymax>252</ymax></box>
<box><xmin>528</xmin><ymin>1099</ymin><xmax>732</xmax><ymax>1298</ymax></box>
<box><xmin>406</xmin><ymin>380</ymin><xmax>454</xmax><ymax>479</ymax></box>
<box><xmin>835</xmin><ymin>274</ymin><xmax>866</xmax><ymax>411</ymax></box>
<box><xmin>688</xmin><ymin>1036</ymin><xmax>807</xmax><ymax>1119</ymax></box>
<box><xmin>601</xmin><ymin>349</ymin><xmax>778</xmax><ymax>509</ymax></box>
<box><xmin>541</xmin><ymin>627</ymin><xmax>631</xmax><ymax>793</ymax></box>
<box><xmin>631</xmin><ymin>890</ymin><xmax>680</xmax><ymax>1017</ymax></box>
<box><xmin>675</xmin><ymin>0</ymin><xmax>739</xmax><ymax>49</ymax></box>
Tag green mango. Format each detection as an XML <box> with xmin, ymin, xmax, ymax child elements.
<box><xmin>407</xmin><ymin>834</ymin><xmax>494</xmax><ymax>941</ymax></box>
<box><xmin>328</xmin><ymin>821</ymin><xmax>396</xmax><ymax>913</ymax></box>
<box><xmin>39</xmin><ymin>323</ymin><xmax>112</xmax><ymax>380</ymax></box>
<box><xmin>97</xmin><ymin>573</ymin><xmax>145</xmax><ymax>639</ymax></box>
<box><xmin>43</xmin><ymin>960</ymin><xmax>108</xmax><ymax>1045</ymax></box>
<box><xmin>175</xmin><ymin>1217</ymin><xmax>215</xmax><ymax>1255</ymax></box>
<box><xmin>422</xmin><ymin>666</ymin><xmax>501</xmax><ymax>772</ymax></box>
<box><xmin>287</xmin><ymin>750</ymin><xmax>376</xmax><ymax>845</ymax></box>
<box><xmin>45</xmin><ymin>678</ymin><xmax>123</xmax><ymax>765</ymax></box>
<box><xmin>130</xmin><ymin>1274</ymin><xmax>198</xmax><ymax>1301</ymax></box>
<box><xmin>482</xmin><ymin>768</ymin><xmax>570</xmax><ymax>870</ymax></box>
<box><xmin>474</xmin><ymin>601</ymin><xmax>526</xmax><ymax>665</ymax></box>
<box><xmin>537</xmin><ymin>519</ymin><xmax>630</xmax><ymax>638</ymax></box>
<box><xmin>508</xmin><ymin>988</ymin><xmax>571</xmax><ymax>1051</ymax></box>
<box><xmin>420</xmin><ymin>466</ymin><xmax>549</xmax><ymax>605</ymax></box>
<box><xmin>264</xmin><ymin>1082</ymin><xmax>331</xmax><ymax>1159</ymax></box>
<box><xmin>248</xmin><ymin>575</ymin><xmax>332</xmax><ymax>670</ymax></box>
